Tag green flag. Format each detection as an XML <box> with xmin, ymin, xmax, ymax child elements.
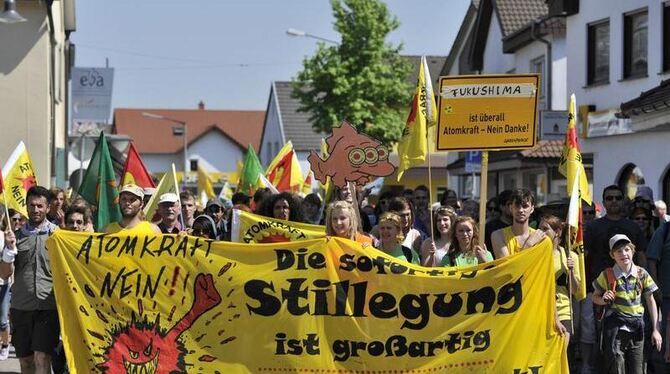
<box><xmin>78</xmin><ymin>132</ymin><xmax>121</xmax><ymax>231</ymax></box>
<box><xmin>238</xmin><ymin>144</ymin><xmax>263</xmax><ymax>194</ymax></box>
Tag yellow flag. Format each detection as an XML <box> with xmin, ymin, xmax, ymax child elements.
<box><xmin>559</xmin><ymin>94</ymin><xmax>592</xmax><ymax>205</ymax></box>
<box><xmin>396</xmin><ymin>56</ymin><xmax>437</xmax><ymax>181</ymax></box>
<box><xmin>143</xmin><ymin>163</ymin><xmax>181</xmax><ymax>219</ymax></box>
<box><xmin>302</xmin><ymin>170</ymin><xmax>314</xmax><ymax>195</ymax></box>
<box><xmin>266</xmin><ymin>141</ymin><xmax>303</xmax><ymax>192</ymax></box>
<box><xmin>1</xmin><ymin>142</ymin><xmax>38</xmax><ymax>217</ymax></box>
<box><xmin>218</xmin><ymin>181</ymin><xmax>234</xmax><ymax>201</ymax></box>
<box><xmin>319</xmin><ymin>138</ymin><xmax>333</xmax><ymax>202</ymax></box>
<box><xmin>197</xmin><ymin>166</ymin><xmax>216</xmax><ymax>200</ymax></box>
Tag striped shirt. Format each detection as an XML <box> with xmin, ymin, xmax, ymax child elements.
<box><xmin>592</xmin><ymin>264</ymin><xmax>657</xmax><ymax>317</ymax></box>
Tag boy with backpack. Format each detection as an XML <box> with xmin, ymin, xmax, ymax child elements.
<box><xmin>592</xmin><ymin>234</ymin><xmax>662</xmax><ymax>373</ymax></box>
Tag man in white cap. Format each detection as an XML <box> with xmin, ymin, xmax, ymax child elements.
<box><xmin>105</xmin><ymin>184</ymin><xmax>160</xmax><ymax>234</ymax></box>
<box><xmin>157</xmin><ymin>193</ymin><xmax>183</xmax><ymax>234</ymax></box>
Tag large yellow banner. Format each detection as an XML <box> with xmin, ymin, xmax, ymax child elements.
<box><xmin>47</xmin><ymin>231</ymin><xmax>567</xmax><ymax>373</ymax></box>
<box><xmin>230</xmin><ymin>208</ymin><xmax>326</xmax><ymax>243</ymax></box>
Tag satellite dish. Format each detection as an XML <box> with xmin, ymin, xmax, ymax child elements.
<box><xmin>70</xmin><ymin>136</ymin><xmax>96</xmax><ymax>162</ymax></box>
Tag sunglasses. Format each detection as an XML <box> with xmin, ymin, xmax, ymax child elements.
<box><xmin>486</xmin><ymin>206</ymin><xmax>498</xmax><ymax>211</ymax></box>
<box><xmin>583</xmin><ymin>210</ymin><xmax>595</xmax><ymax>215</ymax></box>
<box><xmin>633</xmin><ymin>216</ymin><xmax>650</xmax><ymax>221</ymax></box>
<box><xmin>11</xmin><ymin>217</ymin><xmax>22</xmax><ymax>222</ymax></box>
<box><xmin>604</xmin><ymin>195</ymin><xmax>623</xmax><ymax>202</ymax></box>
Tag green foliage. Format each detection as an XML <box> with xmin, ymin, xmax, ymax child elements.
<box><xmin>292</xmin><ymin>0</ymin><xmax>412</xmax><ymax>145</ymax></box>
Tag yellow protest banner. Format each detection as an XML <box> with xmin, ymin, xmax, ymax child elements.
<box><xmin>230</xmin><ymin>208</ymin><xmax>326</xmax><ymax>243</ymax></box>
<box><xmin>437</xmin><ymin>74</ymin><xmax>540</xmax><ymax>151</ymax></box>
<box><xmin>47</xmin><ymin>231</ymin><xmax>567</xmax><ymax>373</ymax></box>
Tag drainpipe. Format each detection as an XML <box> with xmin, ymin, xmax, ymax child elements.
<box><xmin>46</xmin><ymin>0</ymin><xmax>58</xmax><ymax>186</ymax></box>
<box><xmin>531</xmin><ymin>19</ymin><xmax>552</xmax><ymax>110</ymax></box>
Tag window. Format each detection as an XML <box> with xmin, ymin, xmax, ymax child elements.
<box><xmin>190</xmin><ymin>159</ymin><xmax>198</xmax><ymax>172</ymax></box>
<box><xmin>618</xmin><ymin>163</ymin><xmax>645</xmax><ymax>200</ymax></box>
<box><xmin>531</xmin><ymin>56</ymin><xmax>546</xmax><ymax>109</ymax></box>
<box><xmin>587</xmin><ymin>20</ymin><xmax>609</xmax><ymax>85</ymax></box>
<box><xmin>664</xmin><ymin>3</ymin><xmax>670</xmax><ymax>72</ymax></box>
<box><xmin>623</xmin><ymin>10</ymin><xmax>648</xmax><ymax>78</ymax></box>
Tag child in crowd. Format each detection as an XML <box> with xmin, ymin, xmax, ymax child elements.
<box><xmin>592</xmin><ymin>234</ymin><xmax>662</xmax><ymax>373</ymax></box>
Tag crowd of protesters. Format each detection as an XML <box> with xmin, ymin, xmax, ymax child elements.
<box><xmin>2</xmin><ymin>182</ymin><xmax>670</xmax><ymax>373</ymax></box>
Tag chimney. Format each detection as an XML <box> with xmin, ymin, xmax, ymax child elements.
<box><xmin>198</xmin><ymin>100</ymin><xmax>205</xmax><ymax>110</ymax></box>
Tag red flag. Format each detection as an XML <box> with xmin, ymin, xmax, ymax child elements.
<box><xmin>266</xmin><ymin>149</ymin><xmax>303</xmax><ymax>192</ymax></box>
<box><xmin>121</xmin><ymin>142</ymin><xmax>156</xmax><ymax>188</ymax></box>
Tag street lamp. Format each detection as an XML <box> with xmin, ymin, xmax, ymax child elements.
<box><xmin>142</xmin><ymin>112</ymin><xmax>189</xmax><ymax>176</ymax></box>
<box><xmin>286</xmin><ymin>28</ymin><xmax>339</xmax><ymax>45</ymax></box>
<box><xmin>0</xmin><ymin>0</ymin><xmax>27</xmax><ymax>23</ymax></box>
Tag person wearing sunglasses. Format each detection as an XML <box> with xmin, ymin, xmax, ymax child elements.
<box><xmin>7</xmin><ymin>209</ymin><xmax>25</xmax><ymax>232</ymax></box>
<box><xmin>580</xmin><ymin>185</ymin><xmax>646</xmax><ymax>373</ymax></box>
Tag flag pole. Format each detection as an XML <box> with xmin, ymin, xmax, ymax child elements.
<box><xmin>478</xmin><ymin>151</ymin><xmax>489</xmax><ymax>243</ymax></box>
<box><xmin>2</xmin><ymin>190</ymin><xmax>10</xmax><ymax>232</ymax></box>
<box><xmin>566</xmin><ymin>222</ymin><xmax>574</xmax><ymax>334</ymax></box>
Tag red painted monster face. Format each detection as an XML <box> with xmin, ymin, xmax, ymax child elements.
<box><xmin>97</xmin><ymin>274</ymin><xmax>221</xmax><ymax>374</ymax></box>
<box><xmin>99</xmin><ymin>316</ymin><xmax>185</xmax><ymax>374</ymax></box>
<box><xmin>121</xmin><ymin>335</ymin><xmax>159</xmax><ymax>373</ymax></box>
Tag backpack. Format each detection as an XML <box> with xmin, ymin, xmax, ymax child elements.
<box><xmin>596</xmin><ymin>266</ymin><xmax>644</xmax><ymax>321</ymax></box>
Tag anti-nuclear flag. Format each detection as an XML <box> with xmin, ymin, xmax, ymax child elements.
<box><xmin>217</xmin><ymin>181</ymin><xmax>234</xmax><ymax>202</ymax></box>
<box><xmin>121</xmin><ymin>142</ymin><xmax>156</xmax><ymax>188</ymax></box>
<box><xmin>266</xmin><ymin>141</ymin><xmax>303</xmax><ymax>192</ymax></box>
<box><xmin>231</xmin><ymin>208</ymin><xmax>325</xmax><ymax>243</ymax></box>
<box><xmin>144</xmin><ymin>163</ymin><xmax>180</xmax><ymax>219</ymax></box>
<box><xmin>1</xmin><ymin>142</ymin><xmax>37</xmax><ymax>217</ymax></box>
<box><xmin>559</xmin><ymin>94</ymin><xmax>591</xmax><ymax>205</ymax></box>
<box><xmin>567</xmin><ymin>168</ymin><xmax>587</xmax><ymax>300</ymax></box>
<box><xmin>78</xmin><ymin>133</ymin><xmax>121</xmax><ymax>231</ymax></box>
<box><xmin>559</xmin><ymin>94</ymin><xmax>591</xmax><ymax>301</ymax></box>
<box><xmin>46</xmin><ymin>231</ymin><xmax>567</xmax><ymax>373</ymax></box>
<box><xmin>197</xmin><ymin>166</ymin><xmax>216</xmax><ymax>201</ymax></box>
<box><xmin>397</xmin><ymin>56</ymin><xmax>437</xmax><ymax>181</ymax></box>
<box><xmin>302</xmin><ymin>170</ymin><xmax>314</xmax><ymax>195</ymax></box>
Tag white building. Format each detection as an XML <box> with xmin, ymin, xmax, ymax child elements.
<box><xmin>0</xmin><ymin>0</ymin><xmax>75</xmax><ymax>187</ymax></box>
<box><xmin>566</xmin><ymin>0</ymin><xmax>670</xmax><ymax>202</ymax></box>
<box><xmin>443</xmin><ymin>0</ymin><xmax>579</xmax><ymax>203</ymax></box>
<box><xmin>112</xmin><ymin>103</ymin><xmax>265</xmax><ymax>186</ymax></box>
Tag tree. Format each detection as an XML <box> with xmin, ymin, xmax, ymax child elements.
<box><xmin>292</xmin><ymin>0</ymin><xmax>412</xmax><ymax>145</ymax></box>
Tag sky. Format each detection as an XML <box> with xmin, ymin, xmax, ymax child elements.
<box><xmin>72</xmin><ymin>0</ymin><xmax>470</xmax><ymax>112</ymax></box>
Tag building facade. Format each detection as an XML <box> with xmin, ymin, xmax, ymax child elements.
<box><xmin>566</xmin><ymin>0</ymin><xmax>670</xmax><ymax>202</ymax></box>
<box><xmin>0</xmin><ymin>0</ymin><xmax>75</xmax><ymax>187</ymax></box>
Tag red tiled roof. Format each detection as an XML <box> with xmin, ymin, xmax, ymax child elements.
<box><xmin>112</xmin><ymin>108</ymin><xmax>265</xmax><ymax>154</ymax></box>
<box><xmin>520</xmin><ymin>139</ymin><xmax>564</xmax><ymax>158</ymax></box>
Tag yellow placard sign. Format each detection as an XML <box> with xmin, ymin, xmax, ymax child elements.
<box><xmin>437</xmin><ymin>74</ymin><xmax>540</xmax><ymax>151</ymax></box>
<box><xmin>47</xmin><ymin>231</ymin><xmax>567</xmax><ymax>373</ymax></box>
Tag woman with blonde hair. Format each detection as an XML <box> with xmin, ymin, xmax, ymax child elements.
<box><xmin>325</xmin><ymin>201</ymin><xmax>373</xmax><ymax>245</ymax></box>
<box><xmin>375</xmin><ymin>212</ymin><xmax>419</xmax><ymax>264</ymax></box>
<box><xmin>445</xmin><ymin>216</ymin><xmax>492</xmax><ymax>266</ymax></box>
<box><xmin>420</xmin><ymin>206</ymin><xmax>457</xmax><ymax>267</ymax></box>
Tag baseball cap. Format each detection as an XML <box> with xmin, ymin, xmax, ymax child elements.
<box><xmin>206</xmin><ymin>199</ymin><xmax>224</xmax><ymax>210</ymax></box>
<box><xmin>120</xmin><ymin>184</ymin><xmax>144</xmax><ymax>199</ymax></box>
<box><xmin>158</xmin><ymin>193</ymin><xmax>179</xmax><ymax>204</ymax></box>
<box><xmin>609</xmin><ymin>234</ymin><xmax>632</xmax><ymax>251</ymax></box>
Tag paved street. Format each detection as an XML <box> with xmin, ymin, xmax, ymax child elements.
<box><xmin>0</xmin><ymin>346</ymin><xmax>21</xmax><ymax>374</ymax></box>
